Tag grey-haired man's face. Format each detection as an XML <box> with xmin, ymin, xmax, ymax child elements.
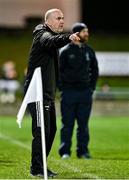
<box><xmin>46</xmin><ymin>10</ymin><xmax>64</xmax><ymax>33</ymax></box>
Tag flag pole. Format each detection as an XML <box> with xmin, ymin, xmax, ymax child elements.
<box><xmin>40</xmin><ymin>100</ymin><xmax>48</xmax><ymax>180</ymax></box>
<box><xmin>38</xmin><ymin>67</ymin><xmax>48</xmax><ymax>179</ymax></box>
<box><xmin>16</xmin><ymin>67</ymin><xmax>48</xmax><ymax>179</ymax></box>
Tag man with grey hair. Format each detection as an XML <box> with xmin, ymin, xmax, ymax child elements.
<box><xmin>24</xmin><ymin>8</ymin><xmax>80</xmax><ymax>178</ymax></box>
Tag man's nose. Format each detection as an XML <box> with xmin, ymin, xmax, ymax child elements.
<box><xmin>60</xmin><ymin>19</ymin><xmax>64</xmax><ymax>23</ymax></box>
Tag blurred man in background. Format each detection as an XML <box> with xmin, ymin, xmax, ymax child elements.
<box><xmin>0</xmin><ymin>61</ymin><xmax>20</xmax><ymax>103</ymax></box>
<box><xmin>24</xmin><ymin>8</ymin><xmax>80</xmax><ymax>178</ymax></box>
<box><xmin>58</xmin><ymin>22</ymin><xmax>99</xmax><ymax>159</ymax></box>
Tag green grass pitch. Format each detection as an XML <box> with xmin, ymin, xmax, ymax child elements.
<box><xmin>0</xmin><ymin>115</ymin><xmax>129</xmax><ymax>179</ymax></box>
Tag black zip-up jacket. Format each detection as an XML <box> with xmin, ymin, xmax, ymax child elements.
<box><xmin>24</xmin><ymin>24</ymin><xmax>71</xmax><ymax>100</ymax></box>
<box><xmin>59</xmin><ymin>43</ymin><xmax>99</xmax><ymax>91</ymax></box>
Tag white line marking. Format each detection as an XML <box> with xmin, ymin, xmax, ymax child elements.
<box><xmin>0</xmin><ymin>133</ymin><xmax>30</xmax><ymax>150</ymax></box>
<box><xmin>50</xmin><ymin>157</ymin><xmax>100</xmax><ymax>179</ymax></box>
<box><xmin>0</xmin><ymin>133</ymin><xmax>100</xmax><ymax>179</ymax></box>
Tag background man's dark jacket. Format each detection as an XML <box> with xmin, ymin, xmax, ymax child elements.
<box><xmin>59</xmin><ymin>43</ymin><xmax>99</xmax><ymax>91</ymax></box>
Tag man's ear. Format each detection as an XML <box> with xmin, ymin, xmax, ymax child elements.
<box><xmin>46</xmin><ymin>19</ymin><xmax>52</xmax><ymax>26</ymax></box>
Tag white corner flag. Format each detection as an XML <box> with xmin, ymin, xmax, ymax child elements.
<box><xmin>17</xmin><ymin>67</ymin><xmax>43</xmax><ymax>127</ymax></box>
<box><xmin>17</xmin><ymin>67</ymin><xmax>48</xmax><ymax>180</ymax></box>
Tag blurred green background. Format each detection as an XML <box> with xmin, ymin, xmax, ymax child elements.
<box><xmin>0</xmin><ymin>0</ymin><xmax>129</xmax><ymax>100</ymax></box>
<box><xmin>0</xmin><ymin>30</ymin><xmax>129</xmax><ymax>87</ymax></box>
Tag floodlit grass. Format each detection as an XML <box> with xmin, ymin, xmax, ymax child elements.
<box><xmin>0</xmin><ymin>115</ymin><xmax>129</xmax><ymax>179</ymax></box>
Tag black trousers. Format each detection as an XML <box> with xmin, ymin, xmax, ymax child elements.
<box><xmin>59</xmin><ymin>89</ymin><xmax>92</xmax><ymax>157</ymax></box>
<box><xmin>28</xmin><ymin>100</ymin><xmax>56</xmax><ymax>172</ymax></box>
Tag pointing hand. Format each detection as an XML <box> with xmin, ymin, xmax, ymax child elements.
<box><xmin>69</xmin><ymin>32</ymin><xmax>80</xmax><ymax>42</ymax></box>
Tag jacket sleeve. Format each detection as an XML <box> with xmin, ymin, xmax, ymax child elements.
<box><xmin>59</xmin><ymin>49</ymin><xmax>67</xmax><ymax>73</ymax></box>
<box><xmin>90</xmin><ymin>51</ymin><xmax>99</xmax><ymax>90</ymax></box>
<box><xmin>57</xmin><ymin>48</ymin><xmax>68</xmax><ymax>90</ymax></box>
<box><xmin>40</xmin><ymin>32</ymin><xmax>71</xmax><ymax>49</ymax></box>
